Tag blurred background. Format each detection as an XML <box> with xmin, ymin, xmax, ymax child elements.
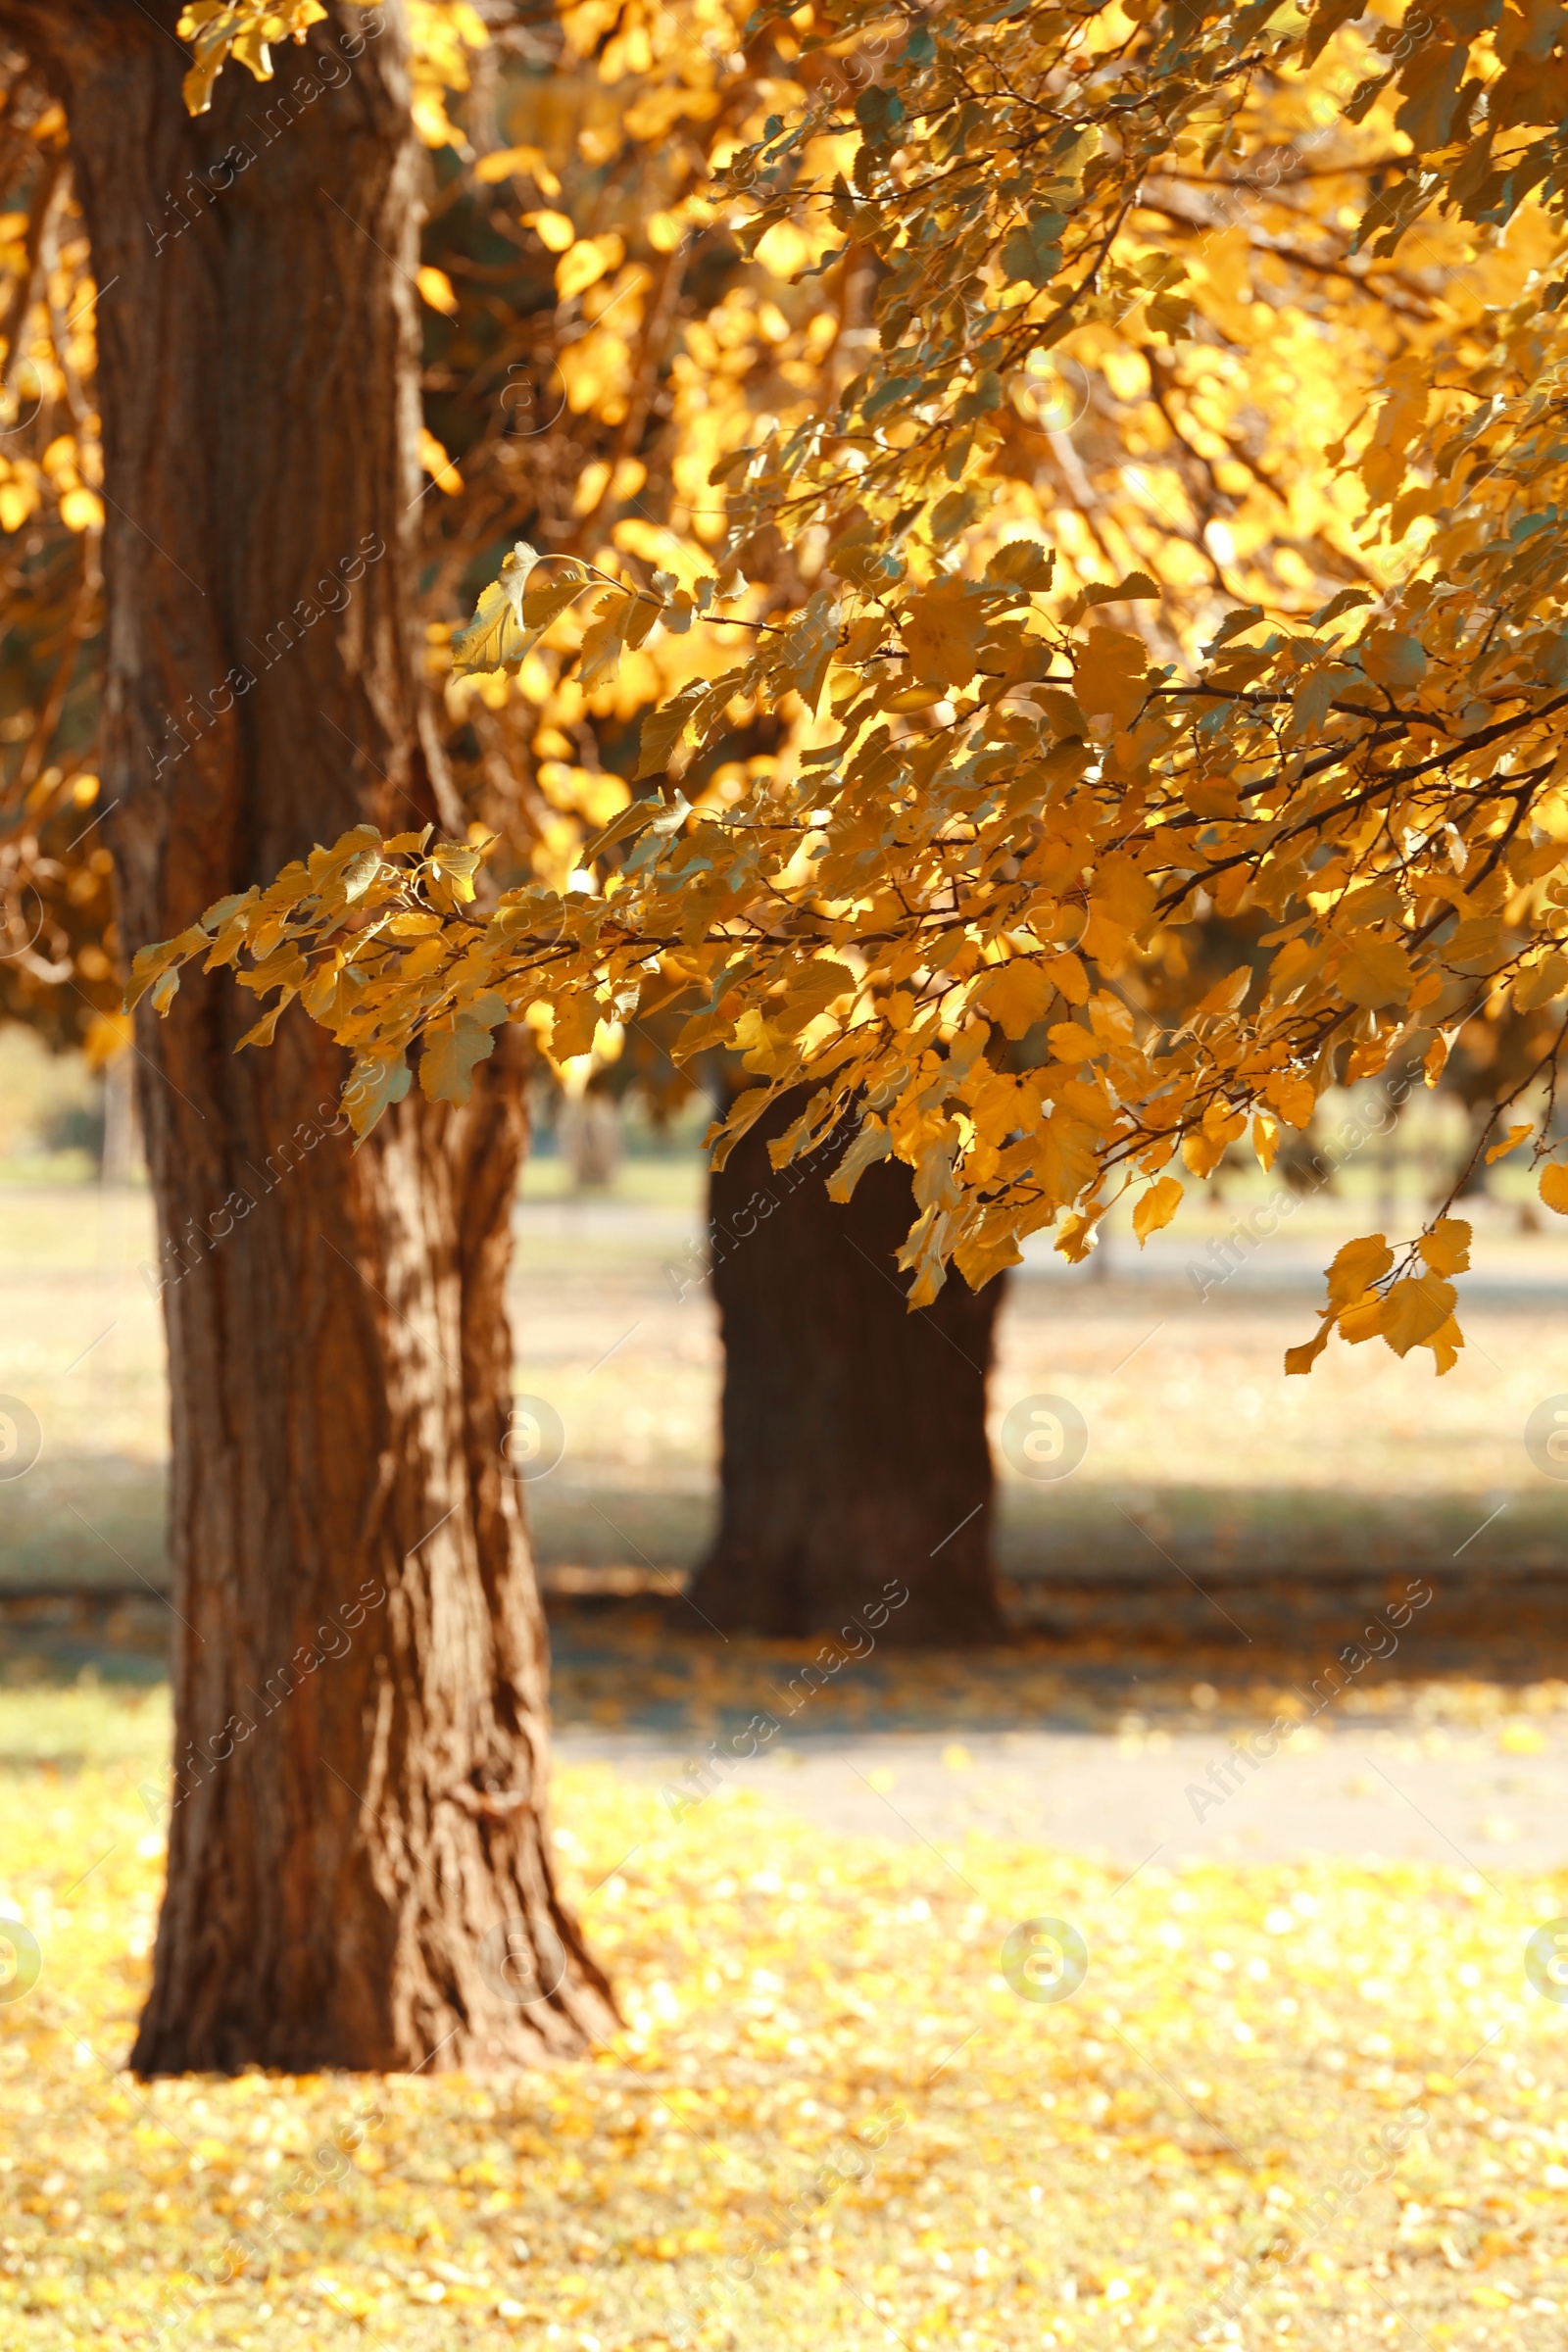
<box><xmin>5</xmin><ymin>1029</ymin><xmax>1568</xmax><ymax>1708</ymax></box>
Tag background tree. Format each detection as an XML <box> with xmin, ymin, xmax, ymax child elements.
<box><xmin>695</xmin><ymin>1078</ymin><xmax>1004</xmax><ymax>1641</ymax></box>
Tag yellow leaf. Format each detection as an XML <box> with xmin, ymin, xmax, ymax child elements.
<box><xmin>344</xmin><ymin>1054</ymin><xmax>412</xmax><ymax>1139</ymax></box>
<box><xmin>1073</xmin><ymin>628</ymin><xmax>1148</xmax><ymax>733</ymax></box>
<box><xmin>1285</xmin><ymin>1323</ymin><xmax>1331</xmax><ymax>1376</ymax></box>
<box><xmin>1514</xmin><ymin>951</ymin><xmax>1568</xmax><ymax>1010</ymax></box>
<box><xmin>953</xmin><ymin>1226</ymin><xmax>1025</xmax><ymax>1288</ymax></box>
<box><xmin>902</xmin><ymin>578</ymin><xmax>985</xmax><ymax>688</ymax></box>
<box><xmin>1263</xmin><ymin>1071</ymin><xmax>1316</xmax><ymax>1129</ymax></box>
<box><xmin>1050</xmin><ymin>1209</ymin><xmax>1093</xmax><ymax>1262</ymax></box>
<box><xmin>1325</xmin><ymin>1234</ymin><xmax>1394</xmax><ymax>1309</ymax></box>
<box><xmin>83</xmin><ymin>1008</ymin><xmax>132</xmax><ymax>1068</ymax></box>
<box><xmin>1196</xmin><ymin>964</ymin><xmax>1252</xmax><ymax>1016</ymax></box>
<box><xmin>1541</xmin><ymin>1161</ymin><xmax>1568</xmax><ymax>1215</ymax></box>
<box><xmin>521</xmin><ymin>568</ymin><xmax>589</xmax><ymax>630</ymax></box>
<box><xmin>1381</xmin><ymin>1274</ymin><xmax>1455</xmax><ymax>1357</ymax></box>
<box><xmin>1081</xmin><ymin>854</ymin><xmax>1156</xmax><ymax>960</ymax></box>
<box><xmin>60</xmin><ymin>486</ymin><xmax>104</xmax><ymax>531</ymax></box>
<box><xmin>1338</xmin><ymin>1290</ymin><xmax>1386</xmax><ymax>1345</ymax></box>
<box><xmin>416</xmin><ymin>266</ymin><xmax>459</xmax><ymax>316</ymax></box>
<box><xmin>548</xmin><ymin>993</ymin><xmax>602</xmax><ymax>1062</ymax></box>
<box><xmin>978</xmin><ymin>959</ymin><xmax>1054</xmax><ymax>1039</ymax></box>
<box><xmin>1181</xmin><ymin>1127</ymin><xmax>1228</xmax><ymax>1178</ymax></box>
<box><xmin>827</xmin><ymin>1118</ymin><xmax>892</xmax><ymax>1202</ymax></box>
<box><xmin>1335</xmin><ymin>935</ymin><xmax>1412</xmax><ymax>1009</ymax></box>
<box><xmin>1050</xmin><ymin>951</ymin><xmax>1090</xmax><ymax>1006</ymax></box>
<box><xmin>575</xmin><ymin>590</ymin><xmax>634</xmax><ymax>691</ymax></box>
<box><xmin>1424</xmin><ymin>1312</ymin><xmax>1465</xmax><ymax>1375</ymax></box>
<box><xmin>1132</xmin><ymin>1174</ymin><xmax>1183</xmax><ymax>1246</ymax></box>
<box><xmin>774</xmin><ymin>958</ymin><xmax>857</xmax><ymax>1038</ymax></box>
<box><xmin>1423</xmin><ymin>1031</ymin><xmax>1451</xmax><ymax>1088</ymax></box>
<box><xmin>477</xmin><ymin>145</ymin><xmax>562</xmax><ymax>195</ymax></box>
<box><xmin>1486</xmin><ymin>1122</ymin><xmax>1532</xmax><ymax>1163</ymax></box>
<box><xmin>557</xmin><ymin>234</ymin><xmax>624</xmax><ymax>300</ymax></box>
<box><xmin>1046</xmin><ymin>1020</ymin><xmax>1101</xmax><ymax>1064</ymax></box>
<box><xmin>452</xmin><ymin>543</ymin><xmax>537</xmax><ymax>674</ymax></box>
<box><xmin>524</xmin><ymin>208</ymin><xmax>576</xmax><ymax>252</ymax></box>
<box><xmin>1417</xmin><ymin>1217</ymin><xmax>1471</xmax><ymax>1276</ymax></box>
<box><xmin>1039</xmin><ymin>1111</ymin><xmax>1099</xmax><ymax>1201</ymax></box>
<box><xmin>418</xmin><ymin>427</ymin><xmax>460</xmax><ymax>495</ymax></box>
<box><xmin>1446</xmin><ymin>913</ymin><xmax>1501</xmax><ymax>968</ymax></box>
<box><xmin>1252</xmin><ymin>1113</ymin><xmax>1278</xmax><ymax>1171</ymax></box>
<box><xmin>1361</xmin><ymin>628</ymin><xmax>1427</xmax><ymax>688</ymax></box>
<box><xmin>419</xmin><ymin>995</ymin><xmax>507</xmax><ymax>1103</ymax></box>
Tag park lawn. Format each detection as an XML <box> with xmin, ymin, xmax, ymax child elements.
<box><xmin>2</xmin><ymin>1688</ymin><xmax>1567</xmax><ymax>2350</ymax></box>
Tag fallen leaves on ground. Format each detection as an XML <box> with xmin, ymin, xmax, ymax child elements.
<box><xmin>3</xmin><ymin>1688</ymin><xmax>1567</xmax><ymax>2348</ymax></box>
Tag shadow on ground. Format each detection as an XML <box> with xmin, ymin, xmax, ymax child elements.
<box><xmin>6</xmin><ymin>1558</ymin><xmax>1567</xmax><ymax>1739</ymax></box>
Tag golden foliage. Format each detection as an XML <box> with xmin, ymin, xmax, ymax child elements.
<box><xmin>146</xmin><ymin>0</ymin><xmax>1568</xmax><ymax>1373</ymax></box>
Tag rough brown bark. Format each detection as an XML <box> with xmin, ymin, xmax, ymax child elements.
<box><xmin>13</xmin><ymin>0</ymin><xmax>613</xmax><ymax>2071</ymax></box>
<box><xmin>688</xmin><ymin>1091</ymin><xmax>1006</xmax><ymax>1646</ymax></box>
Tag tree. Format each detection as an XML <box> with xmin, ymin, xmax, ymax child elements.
<box><xmin>12</xmin><ymin>0</ymin><xmax>1431</xmax><ymax>1662</ymax></box>
<box><xmin>140</xmin><ymin>0</ymin><xmax>1568</xmax><ymax>1493</ymax></box>
<box><xmin>693</xmin><ymin>1080</ymin><xmax>1004</xmax><ymax>1642</ymax></box>
<box><xmin>1</xmin><ymin>0</ymin><xmax>613</xmax><ymax>2073</ymax></box>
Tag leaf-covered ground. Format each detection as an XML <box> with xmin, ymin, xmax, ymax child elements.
<box><xmin>4</xmin><ymin>1686</ymin><xmax>1568</xmax><ymax>2350</ymax></box>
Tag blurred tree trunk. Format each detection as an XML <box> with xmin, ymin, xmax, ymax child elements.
<box><xmin>688</xmin><ymin>1090</ymin><xmax>1005</xmax><ymax>1646</ymax></box>
<box><xmin>11</xmin><ymin>0</ymin><xmax>613</xmax><ymax>2072</ymax></box>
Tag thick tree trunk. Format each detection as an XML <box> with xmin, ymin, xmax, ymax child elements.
<box><xmin>688</xmin><ymin>1092</ymin><xmax>1006</xmax><ymax>1646</ymax></box>
<box><xmin>16</xmin><ymin>1</ymin><xmax>613</xmax><ymax>2071</ymax></box>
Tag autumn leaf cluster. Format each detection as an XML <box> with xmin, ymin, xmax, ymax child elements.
<box><xmin>134</xmin><ymin>0</ymin><xmax>1568</xmax><ymax>1371</ymax></box>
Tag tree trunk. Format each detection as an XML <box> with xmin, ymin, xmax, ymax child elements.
<box><xmin>688</xmin><ymin>1091</ymin><xmax>1006</xmax><ymax>1646</ymax></box>
<box><xmin>14</xmin><ymin>0</ymin><xmax>614</xmax><ymax>2072</ymax></box>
